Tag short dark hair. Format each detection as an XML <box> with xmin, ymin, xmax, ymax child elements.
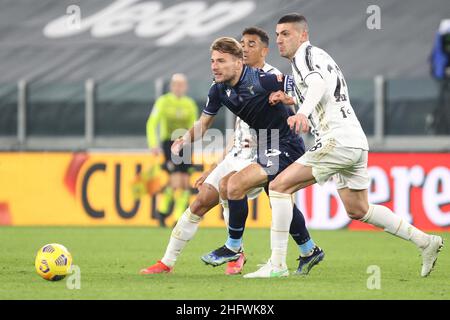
<box><xmin>242</xmin><ymin>27</ymin><xmax>269</xmax><ymax>47</ymax></box>
<box><xmin>277</xmin><ymin>13</ymin><xmax>307</xmax><ymax>25</ymax></box>
<box><xmin>210</xmin><ymin>37</ymin><xmax>243</xmax><ymax>59</ymax></box>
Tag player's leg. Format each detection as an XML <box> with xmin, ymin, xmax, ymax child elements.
<box><xmin>219</xmin><ymin>168</ymin><xmax>322</xmax><ymax>276</ymax></box>
<box><xmin>171</xmin><ymin>171</ymin><xmax>191</xmax><ymax>223</ymax></box>
<box><xmin>270</xmin><ymin>162</ymin><xmax>316</xmax><ymax>266</ymax></box>
<box><xmin>140</xmin><ymin>182</ymin><xmax>220</xmax><ymax>274</ymax></box>
<box><xmin>339</xmin><ymin>187</ymin><xmax>443</xmax><ymax>277</ymax></box>
<box><xmin>218</xmin><ymin>171</ymin><xmax>248</xmax><ymax>275</ymax></box>
<box><xmin>224</xmin><ymin>163</ymin><xmax>268</xmax><ymax>249</ymax></box>
<box><xmin>218</xmin><ymin>171</ymin><xmax>237</xmax><ymax>227</ymax></box>
<box><xmin>244</xmin><ymin>162</ymin><xmax>317</xmax><ymax>278</ymax></box>
<box><xmin>289</xmin><ymin>202</ymin><xmax>325</xmax><ymax>275</ymax></box>
<box><xmin>335</xmin><ymin>148</ymin><xmax>443</xmax><ymax>277</ymax></box>
<box><xmin>201</xmin><ymin>163</ymin><xmax>268</xmax><ymax>266</ymax></box>
<box><xmin>141</xmin><ymin>159</ymin><xmax>234</xmax><ymax>273</ymax></box>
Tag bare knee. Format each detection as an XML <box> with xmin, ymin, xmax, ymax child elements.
<box><xmin>269</xmin><ymin>175</ymin><xmax>289</xmax><ymax>194</ymax></box>
<box><xmin>227</xmin><ymin>176</ymin><xmax>245</xmax><ymax>200</ymax></box>
<box><xmin>190</xmin><ymin>184</ymin><xmax>219</xmax><ymax>216</ymax></box>
<box><xmin>219</xmin><ymin>178</ymin><xmax>228</xmax><ymax>200</ymax></box>
<box><xmin>345</xmin><ymin>203</ymin><xmax>369</xmax><ymax>220</ymax></box>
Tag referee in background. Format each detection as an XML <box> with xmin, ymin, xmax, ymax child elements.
<box><xmin>146</xmin><ymin>73</ymin><xmax>198</xmax><ymax>227</ymax></box>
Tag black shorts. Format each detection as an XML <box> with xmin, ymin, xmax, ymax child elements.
<box><xmin>256</xmin><ymin>136</ymin><xmax>306</xmax><ymax>182</ymax></box>
<box><xmin>162</xmin><ymin>140</ymin><xmax>193</xmax><ymax>174</ymax></box>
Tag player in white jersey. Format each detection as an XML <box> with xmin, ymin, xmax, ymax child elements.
<box><xmin>244</xmin><ymin>13</ymin><xmax>443</xmax><ymax>279</ymax></box>
<box><xmin>140</xmin><ymin>27</ymin><xmax>319</xmax><ymax>276</ymax></box>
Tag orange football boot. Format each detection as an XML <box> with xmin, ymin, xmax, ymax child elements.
<box><xmin>225</xmin><ymin>252</ymin><xmax>246</xmax><ymax>275</ymax></box>
<box><xmin>140</xmin><ymin>261</ymin><xmax>173</xmax><ymax>274</ymax></box>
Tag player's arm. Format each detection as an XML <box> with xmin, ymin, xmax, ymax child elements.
<box><xmin>258</xmin><ymin>72</ymin><xmax>295</xmax><ymax>105</ymax></box>
<box><xmin>284</xmin><ymin>77</ymin><xmax>298</xmax><ymax>111</ymax></box>
<box><xmin>171</xmin><ymin>113</ymin><xmax>215</xmax><ymax>155</ymax></box>
<box><xmin>146</xmin><ymin>98</ymin><xmax>163</xmax><ymax>155</ymax></box>
<box><xmin>288</xmin><ymin>72</ymin><xmax>326</xmax><ymax>134</ymax></box>
<box><xmin>271</xmin><ymin>75</ymin><xmax>297</xmax><ymax>107</ymax></box>
<box><xmin>171</xmin><ymin>84</ymin><xmax>220</xmax><ymax>155</ymax></box>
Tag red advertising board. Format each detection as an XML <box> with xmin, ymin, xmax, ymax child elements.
<box><xmin>295</xmin><ymin>153</ymin><xmax>450</xmax><ymax>231</ymax></box>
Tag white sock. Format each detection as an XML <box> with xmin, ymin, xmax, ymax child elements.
<box><xmin>221</xmin><ymin>199</ymin><xmax>229</xmax><ymax>227</ymax></box>
<box><xmin>269</xmin><ymin>190</ymin><xmax>293</xmax><ymax>268</ymax></box>
<box><xmin>360</xmin><ymin>204</ymin><xmax>430</xmax><ymax>249</ymax></box>
<box><xmin>161</xmin><ymin>208</ymin><xmax>201</xmax><ymax>267</ymax></box>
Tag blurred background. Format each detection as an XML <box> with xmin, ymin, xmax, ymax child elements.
<box><xmin>0</xmin><ymin>0</ymin><xmax>449</xmax><ymax>229</ymax></box>
<box><xmin>0</xmin><ymin>0</ymin><xmax>449</xmax><ymax>151</ymax></box>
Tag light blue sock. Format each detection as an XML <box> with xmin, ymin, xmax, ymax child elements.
<box><xmin>225</xmin><ymin>237</ymin><xmax>242</xmax><ymax>253</ymax></box>
<box><xmin>299</xmin><ymin>239</ymin><xmax>316</xmax><ymax>256</ymax></box>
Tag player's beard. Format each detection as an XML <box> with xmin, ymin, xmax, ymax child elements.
<box><xmin>220</xmin><ymin>72</ymin><xmax>238</xmax><ymax>86</ymax></box>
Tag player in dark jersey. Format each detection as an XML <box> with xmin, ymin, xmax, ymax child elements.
<box><xmin>171</xmin><ymin>37</ymin><xmax>324</xmax><ymax>277</ymax></box>
<box><xmin>140</xmin><ymin>32</ymin><xmax>321</xmax><ymax>277</ymax></box>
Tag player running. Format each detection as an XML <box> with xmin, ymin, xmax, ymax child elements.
<box><xmin>199</xmin><ymin>27</ymin><xmax>314</xmax><ymax>275</ymax></box>
<box><xmin>244</xmin><ymin>13</ymin><xmax>443</xmax><ymax>278</ymax></box>
<box><xmin>181</xmin><ymin>36</ymin><xmax>324</xmax><ymax>275</ymax></box>
<box><xmin>140</xmin><ymin>32</ymin><xmax>323</xmax><ymax>276</ymax></box>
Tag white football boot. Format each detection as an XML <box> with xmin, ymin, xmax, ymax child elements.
<box><xmin>243</xmin><ymin>260</ymin><xmax>289</xmax><ymax>279</ymax></box>
<box><xmin>420</xmin><ymin>235</ymin><xmax>443</xmax><ymax>277</ymax></box>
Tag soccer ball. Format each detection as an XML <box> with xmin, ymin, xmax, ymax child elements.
<box><xmin>35</xmin><ymin>243</ymin><xmax>73</xmax><ymax>281</ymax></box>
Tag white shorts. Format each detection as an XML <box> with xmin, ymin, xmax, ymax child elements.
<box><xmin>296</xmin><ymin>138</ymin><xmax>370</xmax><ymax>190</ymax></box>
<box><xmin>204</xmin><ymin>153</ymin><xmax>264</xmax><ymax>199</ymax></box>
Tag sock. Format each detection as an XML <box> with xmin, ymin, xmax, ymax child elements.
<box><xmin>161</xmin><ymin>208</ymin><xmax>201</xmax><ymax>267</ymax></box>
<box><xmin>290</xmin><ymin>204</ymin><xmax>315</xmax><ymax>256</ymax></box>
<box><xmin>157</xmin><ymin>186</ymin><xmax>174</xmax><ymax>214</ymax></box>
<box><xmin>221</xmin><ymin>199</ymin><xmax>229</xmax><ymax>227</ymax></box>
<box><xmin>173</xmin><ymin>189</ymin><xmax>190</xmax><ymax>221</ymax></box>
<box><xmin>222</xmin><ymin>199</ymin><xmax>246</xmax><ymax>252</ymax></box>
<box><xmin>299</xmin><ymin>239</ymin><xmax>316</xmax><ymax>257</ymax></box>
<box><xmin>225</xmin><ymin>238</ymin><xmax>242</xmax><ymax>252</ymax></box>
<box><xmin>225</xmin><ymin>197</ymin><xmax>248</xmax><ymax>252</ymax></box>
<box><xmin>360</xmin><ymin>204</ymin><xmax>431</xmax><ymax>249</ymax></box>
<box><xmin>269</xmin><ymin>190</ymin><xmax>293</xmax><ymax>267</ymax></box>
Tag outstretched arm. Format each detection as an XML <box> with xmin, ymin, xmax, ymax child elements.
<box><xmin>171</xmin><ymin>113</ymin><xmax>215</xmax><ymax>155</ymax></box>
<box><xmin>172</xmin><ymin>83</ymin><xmax>220</xmax><ymax>155</ymax></box>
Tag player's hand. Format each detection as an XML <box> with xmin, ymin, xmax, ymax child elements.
<box><xmin>269</xmin><ymin>91</ymin><xmax>294</xmax><ymax>106</ymax></box>
<box><xmin>287</xmin><ymin>113</ymin><xmax>309</xmax><ymax>134</ymax></box>
<box><xmin>282</xmin><ymin>95</ymin><xmax>295</xmax><ymax>106</ymax></box>
<box><xmin>268</xmin><ymin>91</ymin><xmax>285</xmax><ymax>106</ymax></box>
<box><xmin>171</xmin><ymin>138</ymin><xmax>185</xmax><ymax>156</ymax></box>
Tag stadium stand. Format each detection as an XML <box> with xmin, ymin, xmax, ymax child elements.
<box><xmin>0</xmin><ymin>0</ymin><xmax>449</xmax><ymax>149</ymax></box>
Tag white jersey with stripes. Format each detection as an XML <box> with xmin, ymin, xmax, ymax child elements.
<box><xmin>291</xmin><ymin>41</ymin><xmax>369</xmax><ymax>150</ymax></box>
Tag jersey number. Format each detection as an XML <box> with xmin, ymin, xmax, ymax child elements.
<box><xmin>328</xmin><ymin>64</ymin><xmax>347</xmax><ymax>102</ymax></box>
<box><xmin>309</xmin><ymin>142</ymin><xmax>322</xmax><ymax>152</ymax></box>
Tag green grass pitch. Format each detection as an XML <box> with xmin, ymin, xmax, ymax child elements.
<box><xmin>0</xmin><ymin>227</ymin><xmax>448</xmax><ymax>300</ymax></box>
